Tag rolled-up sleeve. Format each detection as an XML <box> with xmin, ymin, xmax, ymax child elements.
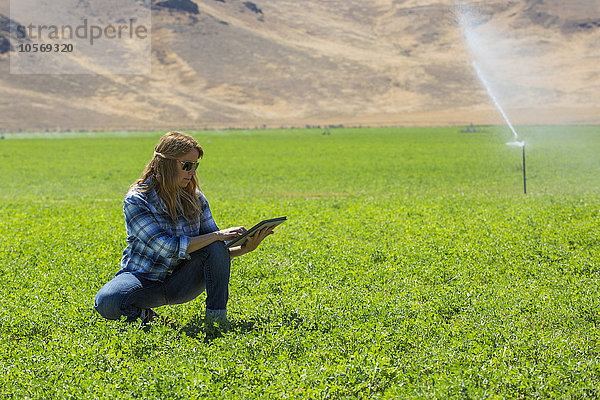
<box><xmin>124</xmin><ymin>195</ymin><xmax>190</xmax><ymax>260</ymax></box>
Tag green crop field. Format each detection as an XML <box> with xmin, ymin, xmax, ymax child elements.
<box><xmin>1</xmin><ymin>126</ymin><xmax>600</xmax><ymax>398</ymax></box>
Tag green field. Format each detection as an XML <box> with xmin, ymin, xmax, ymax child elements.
<box><xmin>1</xmin><ymin>126</ymin><xmax>600</xmax><ymax>398</ymax></box>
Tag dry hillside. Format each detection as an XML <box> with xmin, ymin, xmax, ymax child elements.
<box><xmin>0</xmin><ymin>0</ymin><xmax>598</xmax><ymax>132</ymax></box>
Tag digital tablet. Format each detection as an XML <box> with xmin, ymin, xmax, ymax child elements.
<box><xmin>226</xmin><ymin>216</ymin><xmax>287</xmax><ymax>248</ymax></box>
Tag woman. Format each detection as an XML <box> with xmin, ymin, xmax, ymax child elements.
<box><xmin>94</xmin><ymin>131</ymin><xmax>273</xmax><ymax>326</ymax></box>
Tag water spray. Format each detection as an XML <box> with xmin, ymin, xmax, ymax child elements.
<box><xmin>472</xmin><ymin>62</ymin><xmax>519</xmax><ymax>142</ymax></box>
<box><xmin>458</xmin><ymin>6</ymin><xmax>528</xmax><ymax>194</ymax></box>
<box><xmin>473</xmin><ymin>61</ymin><xmax>528</xmax><ymax>194</ymax></box>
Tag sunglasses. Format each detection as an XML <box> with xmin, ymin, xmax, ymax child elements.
<box><xmin>178</xmin><ymin>160</ymin><xmax>199</xmax><ymax>171</ymax></box>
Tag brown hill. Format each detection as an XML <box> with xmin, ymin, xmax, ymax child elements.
<box><xmin>0</xmin><ymin>0</ymin><xmax>598</xmax><ymax>132</ymax></box>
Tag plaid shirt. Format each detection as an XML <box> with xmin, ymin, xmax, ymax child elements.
<box><xmin>118</xmin><ymin>186</ymin><xmax>219</xmax><ymax>281</ymax></box>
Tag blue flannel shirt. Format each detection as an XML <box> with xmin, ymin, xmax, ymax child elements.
<box><xmin>118</xmin><ymin>186</ymin><xmax>219</xmax><ymax>281</ymax></box>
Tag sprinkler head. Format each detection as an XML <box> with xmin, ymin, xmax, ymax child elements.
<box><xmin>506</xmin><ymin>140</ymin><xmax>525</xmax><ymax>147</ymax></box>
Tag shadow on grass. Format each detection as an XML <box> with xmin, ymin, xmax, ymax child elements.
<box><xmin>179</xmin><ymin>315</ymin><xmax>267</xmax><ymax>342</ymax></box>
<box><xmin>180</xmin><ymin>312</ymin><xmax>309</xmax><ymax>343</ymax></box>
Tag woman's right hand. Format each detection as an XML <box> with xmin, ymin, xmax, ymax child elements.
<box><xmin>216</xmin><ymin>226</ymin><xmax>247</xmax><ymax>241</ymax></box>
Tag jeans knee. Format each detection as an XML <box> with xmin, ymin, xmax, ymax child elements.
<box><xmin>94</xmin><ymin>286</ymin><xmax>123</xmax><ymax>320</ymax></box>
<box><xmin>208</xmin><ymin>241</ymin><xmax>230</xmax><ymax>265</ymax></box>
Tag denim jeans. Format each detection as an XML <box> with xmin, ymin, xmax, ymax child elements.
<box><xmin>94</xmin><ymin>241</ymin><xmax>230</xmax><ymax>321</ymax></box>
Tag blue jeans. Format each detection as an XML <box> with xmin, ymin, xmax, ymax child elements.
<box><xmin>94</xmin><ymin>241</ymin><xmax>230</xmax><ymax>321</ymax></box>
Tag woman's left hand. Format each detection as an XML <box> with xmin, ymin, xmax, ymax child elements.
<box><xmin>242</xmin><ymin>227</ymin><xmax>274</xmax><ymax>253</ymax></box>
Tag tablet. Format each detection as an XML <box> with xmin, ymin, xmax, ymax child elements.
<box><xmin>226</xmin><ymin>216</ymin><xmax>287</xmax><ymax>248</ymax></box>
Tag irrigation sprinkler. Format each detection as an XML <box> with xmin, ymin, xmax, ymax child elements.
<box><xmin>522</xmin><ymin>143</ymin><xmax>527</xmax><ymax>195</ymax></box>
<box><xmin>471</xmin><ymin>61</ymin><xmax>529</xmax><ymax>194</ymax></box>
<box><xmin>508</xmin><ymin>140</ymin><xmax>526</xmax><ymax>194</ymax></box>
<box><xmin>457</xmin><ymin>6</ymin><xmax>532</xmax><ymax>195</ymax></box>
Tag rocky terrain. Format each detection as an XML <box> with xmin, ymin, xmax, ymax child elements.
<box><xmin>0</xmin><ymin>0</ymin><xmax>598</xmax><ymax>132</ymax></box>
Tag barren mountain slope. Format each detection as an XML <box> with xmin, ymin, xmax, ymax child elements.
<box><xmin>0</xmin><ymin>0</ymin><xmax>598</xmax><ymax>132</ymax></box>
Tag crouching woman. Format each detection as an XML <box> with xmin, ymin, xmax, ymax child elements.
<box><xmin>94</xmin><ymin>131</ymin><xmax>273</xmax><ymax>325</ymax></box>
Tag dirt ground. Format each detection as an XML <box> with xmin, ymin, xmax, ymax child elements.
<box><xmin>1</xmin><ymin>0</ymin><xmax>598</xmax><ymax>132</ymax></box>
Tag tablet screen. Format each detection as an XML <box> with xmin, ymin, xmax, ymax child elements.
<box><xmin>226</xmin><ymin>216</ymin><xmax>287</xmax><ymax>248</ymax></box>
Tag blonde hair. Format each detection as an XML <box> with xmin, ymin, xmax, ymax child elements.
<box><xmin>131</xmin><ymin>131</ymin><xmax>204</xmax><ymax>222</ymax></box>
